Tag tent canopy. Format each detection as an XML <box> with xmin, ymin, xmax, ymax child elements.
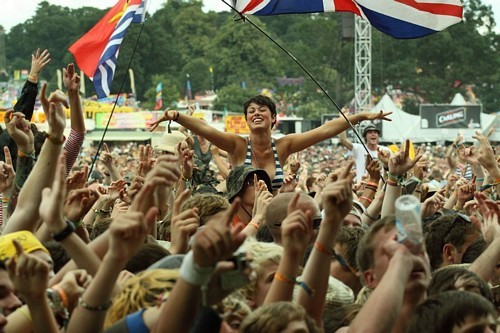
<box><xmin>370</xmin><ymin>94</ymin><xmax>497</xmax><ymax>144</ymax></box>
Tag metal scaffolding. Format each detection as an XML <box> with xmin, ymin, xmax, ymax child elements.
<box><xmin>354</xmin><ymin>15</ymin><xmax>372</xmax><ymax>113</ymax></box>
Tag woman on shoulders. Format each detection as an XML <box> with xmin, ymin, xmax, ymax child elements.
<box><xmin>150</xmin><ymin>95</ymin><xmax>391</xmax><ymax>192</ymax></box>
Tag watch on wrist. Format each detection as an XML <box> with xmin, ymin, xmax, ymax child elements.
<box><xmin>51</xmin><ymin>219</ymin><xmax>76</xmax><ymax>242</ymax></box>
<box><xmin>46</xmin><ymin>288</ymin><xmax>64</xmax><ymax>313</ymax></box>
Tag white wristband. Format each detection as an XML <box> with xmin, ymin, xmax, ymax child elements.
<box><xmin>180</xmin><ymin>251</ymin><xmax>214</xmax><ymax>286</ymax></box>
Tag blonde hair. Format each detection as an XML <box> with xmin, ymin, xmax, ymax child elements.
<box><xmin>104</xmin><ymin>269</ymin><xmax>179</xmax><ymax>328</ymax></box>
<box><xmin>238</xmin><ymin>238</ymin><xmax>284</xmax><ymax>302</ymax></box>
<box><xmin>181</xmin><ymin>193</ymin><xmax>230</xmax><ymax>226</ymax></box>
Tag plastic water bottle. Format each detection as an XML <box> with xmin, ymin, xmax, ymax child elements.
<box><xmin>395</xmin><ymin>195</ymin><xmax>423</xmax><ymax>254</ymax></box>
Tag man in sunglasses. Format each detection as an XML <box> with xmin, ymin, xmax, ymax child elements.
<box><xmin>264</xmin><ymin>192</ymin><xmax>322</xmax><ymax>245</ymax></box>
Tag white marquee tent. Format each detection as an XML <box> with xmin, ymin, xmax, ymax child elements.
<box><xmin>370</xmin><ymin>94</ymin><xmax>498</xmax><ymax>143</ymax></box>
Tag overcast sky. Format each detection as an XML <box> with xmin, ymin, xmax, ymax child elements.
<box><xmin>3</xmin><ymin>0</ymin><xmax>499</xmax><ymax>33</ymax></box>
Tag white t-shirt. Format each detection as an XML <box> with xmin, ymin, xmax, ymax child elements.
<box><xmin>352</xmin><ymin>143</ymin><xmax>389</xmax><ymax>183</ymax></box>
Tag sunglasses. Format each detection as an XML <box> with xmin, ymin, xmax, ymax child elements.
<box><xmin>273</xmin><ymin>217</ymin><xmax>322</xmax><ymax>229</ymax></box>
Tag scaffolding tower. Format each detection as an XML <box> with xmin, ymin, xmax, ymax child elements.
<box><xmin>354</xmin><ymin>15</ymin><xmax>372</xmax><ymax>113</ymax></box>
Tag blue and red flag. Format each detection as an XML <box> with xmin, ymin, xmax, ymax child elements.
<box><xmin>234</xmin><ymin>0</ymin><xmax>463</xmax><ymax>39</ymax></box>
<box><xmin>69</xmin><ymin>0</ymin><xmax>146</xmax><ymax>99</ymax></box>
<box><xmin>154</xmin><ymin>82</ymin><xmax>163</xmax><ymax>110</ymax></box>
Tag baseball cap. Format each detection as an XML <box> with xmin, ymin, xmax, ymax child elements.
<box><xmin>226</xmin><ymin>165</ymin><xmax>272</xmax><ymax>202</ymax></box>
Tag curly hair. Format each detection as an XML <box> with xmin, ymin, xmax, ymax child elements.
<box><xmin>104</xmin><ymin>269</ymin><xmax>179</xmax><ymax>329</ymax></box>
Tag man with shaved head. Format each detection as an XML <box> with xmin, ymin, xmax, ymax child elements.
<box><xmin>265</xmin><ymin>192</ymin><xmax>322</xmax><ymax>245</ymax></box>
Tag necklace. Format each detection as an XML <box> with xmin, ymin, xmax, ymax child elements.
<box><xmin>240</xmin><ymin>204</ymin><xmax>253</xmax><ymax>219</ymax></box>
<box><xmin>250</xmin><ymin>139</ymin><xmax>271</xmax><ymax>169</ymax></box>
<box><xmin>251</xmin><ymin>146</ymin><xmax>260</xmax><ymax>168</ymax></box>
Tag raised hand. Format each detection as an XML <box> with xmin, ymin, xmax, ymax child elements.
<box><xmin>57</xmin><ymin>269</ymin><xmax>92</xmax><ymax>311</ymax></box>
<box><xmin>109</xmin><ymin>183</ymin><xmax>158</xmax><ymax>262</ymax></box>
<box><xmin>322</xmin><ymin>161</ymin><xmax>355</xmax><ymax>223</ymax></box>
<box><xmin>138</xmin><ymin>144</ymin><xmax>155</xmax><ymax>177</ymax></box>
<box><xmin>108</xmin><ymin>180</ymin><xmax>126</xmax><ymax>201</ymax></box>
<box><xmin>64</xmin><ymin>188</ymin><xmax>99</xmax><ymax>223</ymax></box>
<box><xmin>178</xmin><ymin>144</ymin><xmax>194</xmax><ymax>180</ymax></box>
<box><xmin>63</xmin><ymin>63</ymin><xmax>80</xmax><ymax>93</ymax></box>
<box><xmin>288</xmin><ymin>154</ymin><xmax>301</xmax><ymax>175</ymax></box>
<box><xmin>170</xmin><ymin>189</ymin><xmax>200</xmax><ymax>254</ymax></box>
<box><xmin>192</xmin><ymin>199</ymin><xmax>246</xmax><ymax>268</ymax></box>
<box><xmin>481</xmin><ymin>204</ymin><xmax>500</xmax><ymax>245</ymax></box>
<box><xmin>412</xmin><ymin>151</ymin><xmax>428</xmax><ymax>181</ymax></box>
<box><xmin>39</xmin><ymin>153</ymin><xmax>67</xmax><ymax>232</ymax></box>
<box><xmin>66</xmin><ymin>165</ymin><xmax>88</xmax><ymax>193</ymax></box>
<box><xmin>360</xmin><ymin>110</ymin><xmax>392</xmax><ymax>122</ymax></box>
<box><xmin>472</xmin><ymin>131</ymin><xmax>498</xmax><ymax>173</ymax></box>
<box><xmin>0</xmin><ymin>147</ymin><xmax>15</xmax><ymax>196</ymax></box>
<box><xmin>29</xmin><ymin>48</ymin><xmax>51</xmax><ymax>78</ymax></box>
<box><xmin>366</xmin><ymin>157</ymin><xmax>382</xmax><ymax>182</ymax></box>
<box><xmin>46</xmin><ymin>101</ymin><xmax>67</xmax><ymax>141</ymax></box>
<box><xmin>421</xmin><ymin>190</ymin><xmax>445</xmax><ymax>218</ymax></box>
<box><xmin>252</xmin><ymin>175</ymin><xmax>273</xmax><ymax>218</ymax></box>
<box><xmin>456</xmin><ymin>183</ymin><xmax>475</xmax><ymax>206</ymax></box>
<box><xmin>6</xmin><ymin>240</ymin><xmax>50</xmax><ymax>301</ymax></box>
<box><xmin>281</xmin><ymin>193</ymin><xmax>313</xmax><ymax>257</ymax></box>
<box><xmin>4</xmin><ymin>109</ymin><xmax>34</xmax><ymax>153</ymax></box>
<box><xmin>120</xmin><ymin>176</ymin><xmax>144</xmax><ymax>205</ymax></box>
<box><xmin>279</xmin><ymin>174</ymin><xmax>297</xmax><ymax>193</ymax></box>
<box><xmin>149</xmin><ymin>109</ymin><xmax>180</xmax><ymax>132</ymax></box>
<box><xmin>100</xmin><ymin>143</ymin><xmax>115</xmax><ymax>169</ymax></box>
<box><xmin>377</xmin><ymin>148</ymin><xmax>390</xmax><ymax>167</ymax></box>
<box><xmin>388</xmin><ymin>139</ymin><xmax>422</xmax><ymax>177</ymax></box>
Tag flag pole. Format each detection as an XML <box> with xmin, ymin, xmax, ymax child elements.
<box><xmin>220</xmin><ymin>0</ymin><xmax>375</xmax><ymax>161</ymax></box>
<box><xmin>87</xmin><ymin>22</ymin><xmax>147</xmax><ymax>180</ymax></box>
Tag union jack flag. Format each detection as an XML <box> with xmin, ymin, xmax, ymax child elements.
<box><xmin>234</xmin><ymin>0</ymin><xmax>463</xmax><ymax>39</ymax></box>
<box><xmin>69</xmin><ymin>0</ymin><xmax>146</xmax><ymax>99</ymax></box>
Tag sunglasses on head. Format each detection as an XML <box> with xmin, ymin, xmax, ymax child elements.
<box><xmin>274</xmin><ymin>216</ymin><xmax>322</xmax><ymax>229</ymax></box>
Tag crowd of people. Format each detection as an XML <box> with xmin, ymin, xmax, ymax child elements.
<box><xmin>0</xmin><ymin>49</ymin><xmax>498</xmax><ymax>333</ymax></box>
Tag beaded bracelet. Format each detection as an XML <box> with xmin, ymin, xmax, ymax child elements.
<box><xmin>94</xmin><ymin>208</ymin><xmax>112</xmax><ymax>215</ymax></box>
<box><xmin>78</xmin><ymin>297</ymin><xmax>112</xmax><ymax>311</ymax></box>
<box><xmin>387</xmin><ymin>172</ymin><xmax>404</xmax><ymax>184</ymax></box>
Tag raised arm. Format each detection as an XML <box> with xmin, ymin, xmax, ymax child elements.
<box><xmin>14</xmin><ymin>49</ymin><xmax>50</xmax><ymax>120</ymax></box>
<box><xmin>149</xmin><ymin>109</ymin><xmax>244</xmax><ymax>157</ymax></box>
<box><xmin>339</xmin><ymin>130</ymin><xmax>354</xmax><ymax>151</ymax></box>
<box><xmin>64</xmin><ymin>63</ymin><xmax>84</xmax><ymax>132</ymax></box>
<box><xmin>298</xmin><ymin>162</ymin><xmax>353</xmax><ymax>327</ymax></box>
<box><xmin>280</xmin><ymin>111</ymin><xmax>391</xmax><ymax>157</ymax></box>
<box><xmin>6</xmin><ymin>240</ymin><xmax>59</xmax><ymax>333</ymax></box>
<box><xmin>39</xmin><ymin>152</ymin><xmax>101</xmax><ymax>275</ymax></box>
<box><xmin>264</xmin><ymin>193</ymin><xmax>313</xmax><ymax>304</ymax></box>
<box><xmin>3</xmin><ymin>88</ymin><xmax>66</xmax><ymax>235</ymax></box>
<box><xmin>468</xmin><ymin>195</ymin><xmax>500</xmax><ymax>282</ymax></box>
<box><xmin>381</xmin><ymin>140</ymin><xmax>422</xmax><ymax>218</ymax></box>
<box><xmin>66</xmin><ymin>183</ymin><xmax>158</xmax><ymax>333</ymax></box>
<box><xmin>152</xmin><ymin>199</ymin><xmax>246</xmax><ymax>333</ymax></box>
